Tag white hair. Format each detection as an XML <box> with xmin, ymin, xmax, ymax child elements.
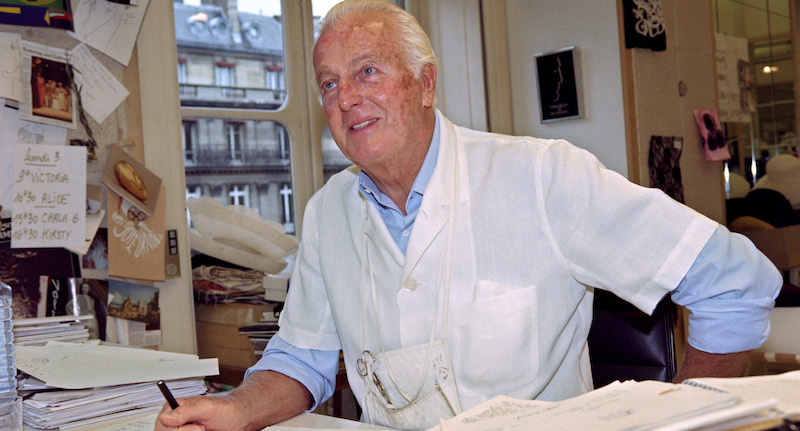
<box><xmin>315</xmin><ymin>0</ymin><xmax>438</xmax><ymax>79</ymax></box>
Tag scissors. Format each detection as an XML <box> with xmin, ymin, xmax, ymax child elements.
<box><xmin>356</xmin><ymin>350</ymin><xmax>392</xmax><ymax>405</ymax></box>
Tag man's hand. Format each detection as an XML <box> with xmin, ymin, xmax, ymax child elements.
<box><xmin>154</xmin><ymin>371</ymin><xmax>313</xmax><ymax>431</ymax></box>
<box><xmin>673</xmin><ymin>345</ymin><xmax>751</xmax><ymax>383</ymax></box>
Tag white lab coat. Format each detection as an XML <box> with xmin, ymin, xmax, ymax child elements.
<box><xmin>278</xmin><ymin>111</ymin><xmax>717</xmax><ymax>414</ymax></box>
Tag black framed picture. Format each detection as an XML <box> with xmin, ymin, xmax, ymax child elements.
<box><xmin>535</xmin><ymin>46</ymin><xmax>581</xmax><ymax>123</ymax></box>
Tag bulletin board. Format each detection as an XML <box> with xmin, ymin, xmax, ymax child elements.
<box><xmin>0</xmin><ymin>1</ymin><xmax>195</xmax><ymax>354</ymax></box>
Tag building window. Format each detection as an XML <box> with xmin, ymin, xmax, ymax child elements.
<box><xmin>226</xmin><ymin>122</ymin><xmax>243</xmax><ymax>161</ymax></box>
<box><xmin>177</xmin><ymin>58</ymin><xmax>187</xmax><ymax>84</ymax></box>
<box><xmin>186</xmin><ymin>185</ymin><xmax>202</xmax><ymax>200</ymax></box>
<box><xmin>266</xmin><ymin>67</ymin><xmax>284</xmax><ymax>91</ymax></box>
<box><xmin>229</xmin><ymin>184</ymin><xmax>250</xmax><ymax>206</ymax></box>
<box><xmin>215</xmin><ymin>62</ymin><xmax>235</xmax><ymax>86</ymax></box>
<box><xmin>216</xmin><ymin>62</ymin><xmax>236</xmax><ymax>97</ymax></box>
<box><xmin>279</xmin><ymin>183</ymin><xmax>294</xmax><ymax>227</ymax></box>
<box><xmin>182</xmin><ymin>120</ymin><xmax>197</xmax><ymax>163</ymax></box>
<box><xmin>278</xmin><ymin>126</ymin><xmax>289</xmax><ymax>160</ymax></box>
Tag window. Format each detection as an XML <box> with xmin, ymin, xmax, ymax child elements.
<box><xmin>177</xmin><ymin>59</ymin><xmax>187</xmax><ymax>84</ymax></box>
<box><xmin>174</xmin><ymin>1</ymin><xmax>349</xmax><ymax>235</ymax></box>
<box><xmin>226</xmin><ymin>122</ymin><xmax>243</xmax><ymax>161</ymax></box>
<box><xmin>186</xmin><ymin>185</ymin><xmax>201</xmax><ymax>200</ymax></box>
<box><xmin>228</xmin><ymin>184</ymin><xmax>250</xmax><ymax>206</ymax></box>
<box><xmin>278</xmin><ymin>126</ymin><xmax>289</xmax><ymax>161</ymax></box>
<box><xmin>266</xmin><ymin>67</ymin><xmax>284</xmax><ymax>93</ymax></box>
<box><xmin>182</xmin><ymin>120</ymin><xmax>197</xmax><ymax>163</ymax></box>
<box><xmin>215</xmin><ymin>62</ymin><xmax>235</xmax><ymax>87</ymax></box>
<box><xmin>279</xmin><ymin>183</ymin><xmax>294</xmax><ymax>232</ymax></box>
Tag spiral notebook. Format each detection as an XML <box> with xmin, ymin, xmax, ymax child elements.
<box><xmin>683</xmin><ymin>370</ymin><xmax>800</xmax><ymax>419</ymax></box>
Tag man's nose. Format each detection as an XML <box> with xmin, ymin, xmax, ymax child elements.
<box><xmin>338</xmin><ymin>80</ymin><xmax>362</xmax><ymax>111</ymax></box>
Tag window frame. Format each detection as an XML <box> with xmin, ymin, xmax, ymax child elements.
<box><xmin>178</xmin><ymin>1</ymin><xmax>325</xmax><ymax>235</ymax></box>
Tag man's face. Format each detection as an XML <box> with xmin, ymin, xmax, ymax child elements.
<box><xmin>313</xmin><ymin>12</ymin><xmax>435</xmax><ymax>172</ymax></box>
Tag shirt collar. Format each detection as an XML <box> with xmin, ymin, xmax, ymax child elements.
<box><xmin>358</xmin><ymin>114</ymin><xmax>440</xmax><ymax>211</ymax></box>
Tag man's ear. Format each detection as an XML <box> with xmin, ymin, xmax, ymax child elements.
<box><xmin>421</xmin><ymin>63</ymin><xmax>437</xmax><ymax>107</ymax></box>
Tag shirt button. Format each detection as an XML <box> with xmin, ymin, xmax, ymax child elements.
<box><xmin>402</xmin><ymin>278</ymin><xmax>419</xmax><ymax>291</ymax></box>
<box><xmin>402</xmin><ymin>230</ymin><xmax>410</xmax><ymax>237</ymax></box>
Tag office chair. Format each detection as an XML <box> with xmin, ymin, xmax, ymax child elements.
<box><xmin>587</xmin><ymin>289</ymin><xmax>677</xmax><ymax>388</ymax></box>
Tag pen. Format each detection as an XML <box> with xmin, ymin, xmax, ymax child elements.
<box><xmin>157</xmin><ymin>380</ymin><xmax>180</xmax><ymax>410</ymax></box>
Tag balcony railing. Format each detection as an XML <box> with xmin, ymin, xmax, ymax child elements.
<box><xmin>179</xmin><ymin>83</ymin><xmax>286</xmax><ymax>107</ymax></box>
<box><xmin>184</xmin><ymin>146</ymin><xmax>290</xmax><ymax>167</ymax></box>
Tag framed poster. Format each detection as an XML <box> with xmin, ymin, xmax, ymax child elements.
<box><xmin>535</xmin><ymin>46</ymin><xmax>582</xmax><ymax>123</ymax></box>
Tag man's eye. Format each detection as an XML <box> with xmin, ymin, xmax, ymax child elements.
<box><xmin>322</xmin><ymin>81</ymin><xmax>336</xmax><ymax>91</ymax></box>
<box><xmin>363</xmin><ymin>66</ymin><xmax>375</xmax><ymax>75</ymax></box>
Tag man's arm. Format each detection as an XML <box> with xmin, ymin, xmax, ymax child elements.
<box><xmin>670</xmin><ymin>226</ymin><xmax>781</xmax><ymax>370</ymax></box>
<box><xmin>673</xmin><ymin>345</ymin><xmax>751</xmax><ymax>383</ymax></box>
<box><xmin>155</xmin><ymin>370</ymin><xmax>312</xmax><ymax>431</ymax></box>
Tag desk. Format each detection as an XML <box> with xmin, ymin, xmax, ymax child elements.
<box><xmin>29</xmin><ymin>411</ymin><xmax>389</xmax><ymax>431</ymax></box>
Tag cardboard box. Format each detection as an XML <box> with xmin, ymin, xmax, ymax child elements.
<box><xmin>757</xmin><ymin>307</ymin><xmax>800</xmax><ymax>355</ymax></box>
<box><xmin>740</xmin><ymin>224</ymin><xmax>800</xmax><ymax>270</ymax></box>
<box><xmin>195</xmin><ymin>303</ymin><xmax>277</xmax><ymax>369</ymax></box>
<box><xmin>195</xmin><ymin>302</ymin><xmax>277</xmax><ymax>326</ymax></box>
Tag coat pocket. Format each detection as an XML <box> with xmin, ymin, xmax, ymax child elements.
<box><xmin>451</xmin><ymin>281</ymin><xmax>538</xmax><ymax>395</ymax></box>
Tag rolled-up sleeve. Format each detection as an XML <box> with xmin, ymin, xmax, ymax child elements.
<box><xmin>245</xmin><ymin>334</ymin><xmax>340</xmax><ymax>411</ymax></box>
<box><xmin>671</xmin><ymin>225</ymin><xmax>783</xmax><ymax>353</ymax></box>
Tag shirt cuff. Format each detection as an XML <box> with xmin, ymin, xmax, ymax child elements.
<box><xmin>245</xmin><ymin>334</ymin><xmax>340</xmax><ymax>411</ymax></box>
<box><xmin>671</xmin><ymin>225</ymin><xmax>782</xmax><ymax>353</ymax></box>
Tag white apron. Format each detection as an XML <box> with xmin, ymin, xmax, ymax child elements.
<box><xmin>357</xmin><ymin>143</ymin><xmax>463</xmax><ymax>430</ymax></box>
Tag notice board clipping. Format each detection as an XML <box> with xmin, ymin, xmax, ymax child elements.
<box><xmin>535</xmin><ymin>46</ymin><xmax>581</xmax><ymax>123</ymax></box>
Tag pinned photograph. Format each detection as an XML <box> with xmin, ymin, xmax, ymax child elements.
<box><xmin>102</xmin><ymin>145</ymin><xmax>162</xmax><ymax>216</ymax></box>
<box><xmin>693</xmin><ymin>109</ymin><xmax>731</xmax><ymax>162</ymax></box>
<box><xmin>107</xmin><ymin>279</ymin><xmax>159</xmax><ymax>330</ymax></box>
<box><xmin>19</xmin><ymin>40</ymin><xmax>76</xmax><ymax>129</ymax></box>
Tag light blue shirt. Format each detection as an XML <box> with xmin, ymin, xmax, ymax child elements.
<box><xmin>247</xmin><ymin>117</ymin><xmax>780</xmax><ymax>409</ymax></box>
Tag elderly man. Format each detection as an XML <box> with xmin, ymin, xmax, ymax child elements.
<box><xmin>156</xmin><ymin>1</ymin><xmax>781</xmax><ymax>430</ymax></box>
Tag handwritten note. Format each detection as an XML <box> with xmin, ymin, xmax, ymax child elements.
<box><xmin>0</xmin><ymin>32</ymin><xmax>23</xmax><ymax>102</ymax></box>
<box><xmin>12</xmin><ymin>143</ymin><xmax>85</xmax><ymax>248</ymax></box>
<box><xmin>68</xmin><ymin>43</ymin><xmax>129</xmax><ymax>124</ymax></box>
<box><xmin>0</xmin><ymin>105</ymin><xmax>69</xmax><ymax>213</ymax></box>
<box><xmin>69</xmin><ymin>0</ymin><xmax>151</xmax><ymax>66</ymax></box>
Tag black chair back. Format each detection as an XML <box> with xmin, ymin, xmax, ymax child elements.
<box><xmin>587</xmin><ymin>289</ymin><xmax>677</xmax><ymax>388</ymax></box>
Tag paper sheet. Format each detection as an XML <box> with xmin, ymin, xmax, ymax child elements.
<box><xmin>23</xmin><ymin>410</ymin><xmax>158</xmax><ymax>431</ymax></box>
<box><xmin>685</xmin><ymin>370</ymin><xmax>800</xmax><ymax>416</ymax></box>
<box><xmin>12</xmin><ymin>143</ymin><xmax>86</xmax><ymax>248</ymax></box>
<box><xmin>15</xmin><ymin>341</ymin><xmax>218</xmax><ymax>389</ymax></box>
<box><xmin>69</xmin><ymin>0</ymin><xmax>151</xmax><ymax>66</ymax></box>
<box><xmin>431</xmin><ymin>381</ymin><xmax>741</xmax><ymax>431</ymax></box>
<box><xmin>0</xmin><ymin>104</ymin><xmax>68</xmax><ymax>212</ymax></box>
<box><xmin>0</xmin><ymin>32</ymin><xmax>23</xmax><ymax>102</ymax></box>
<box><xmin>68</xmin><ymin>43</ymin><xmax>129</xmax><ymax>124</ymax></box>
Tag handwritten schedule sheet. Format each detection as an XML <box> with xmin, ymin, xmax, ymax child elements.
<box><xmin>12</xmin><ymin>143</ymin><xmax>86</xmax><ymax>248</ymax></box>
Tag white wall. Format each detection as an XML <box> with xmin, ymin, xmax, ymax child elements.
<box><xmin>504</xmin><ymin>0</ymin><xmax>629</xmax><ymax>177</ymax></box>
<box><xmin>410</xmin><ymin>0</ymin><xmax>487</xmax><ymax>131</ymax></box>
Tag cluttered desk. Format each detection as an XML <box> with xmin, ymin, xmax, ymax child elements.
<box><xmin>15</xmin><ymin>336</ymin><xmax>800</xmax><ymax>431</ymax></box>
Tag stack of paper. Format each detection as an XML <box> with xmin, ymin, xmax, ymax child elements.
<box><xmin>428</xmin><ymin>371</ymin><xmax>800</xmax><ymax>431</ymax></box>
<box><xmin>22</xmin><ymin>378</ymin><xmax>206</xmax><ymax>430</ymax></box>
<box><xmin>13</xmin><ymin>316</ymin><xmax>93</xmax><ymax>346</ymax></box>
<box><xmin>15</xmin><ymin>341</ymin><xmax>219</xmax><ymax>430</ymax></box>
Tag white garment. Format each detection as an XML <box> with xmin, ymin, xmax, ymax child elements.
<box><xmin>277</xmin><ymin>112</ymin><xmax>717</xmax><ymax>422</ymax></box>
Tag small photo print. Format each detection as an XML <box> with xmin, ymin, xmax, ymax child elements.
<box><xmin>30</xmin><ymin>56</ymin><xmax>74</xmax><ymax>123</ymax></box>
<box><xmin>694</xmin><ymin>109</ymin><xmax>731</xmax><ymax>162</ymax></box>
<box><xmin>19</xmin><ymin>40</ymin><xmax>76</xmax><ymax>129</ymax></box>
<box><xmin>81</xmin><ymin>227</ymin><xmax>109</xmax><ymax>279</ymax></box>
<box><xmin>107</xmin><ymin>279</ymin><xmax>160</xmax><ymax>330</ymax></box>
